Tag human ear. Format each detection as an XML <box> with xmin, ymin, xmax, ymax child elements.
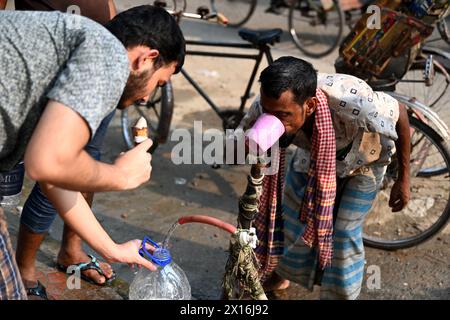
<box><xmin>304</xmin><ymin>97</ymin><xmax>317</xmax><ymax>116</ymax></box>
<box><xmin>137</xmin><ymin>48</ymin><xmax>160</xmax><ymax>70</ymax></box>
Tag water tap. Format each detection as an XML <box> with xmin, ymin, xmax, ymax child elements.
<box><xmin>238</xmin><ymin>227</ymin><xmax>258</xmax><ymax>249</ymax></box>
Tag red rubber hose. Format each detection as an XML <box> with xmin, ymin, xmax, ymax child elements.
<box><xmin>178</xmin><ymin>215</ymin><xmax>237</xmax><ymax>234</ymax></box>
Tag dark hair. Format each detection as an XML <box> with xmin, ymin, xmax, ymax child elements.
<box><xmin>105</xmin><ymin>5</ymin><xmax>185</xmax><ymax>73</ymax></box>
<box><xmin>260</xmin><ymin>56</ymin><xmax>317</xmax><ymax>105</ymax></box>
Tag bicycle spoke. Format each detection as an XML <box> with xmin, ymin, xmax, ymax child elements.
<box><xmin>204</xmin><ymin>0</ymin><xmax>255</xmax><ymax>27</ymax></box>
<box><xmin>289</xmin><ymin>0</ymin><xmax>344</xmax><ymax>57</ymax></box>
<box><xmin>396</xmin><ymin>62</ymin><xmax>450</xmax><ymax>125</ymax></box>
<box><xmin>364</xmin><ymin>117</ymin><xmax>450</xmax><ymax>248</ymax></box>
<box><xmin>152</xmin><ymin>104</ymin><xmax>161</xmax><ymax>119</ymax></box>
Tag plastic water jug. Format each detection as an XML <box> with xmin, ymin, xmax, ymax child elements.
<box><xmin>128</xmin><ymin>236</ymin><xmax>191</xmax><ymax>300</ymax></box>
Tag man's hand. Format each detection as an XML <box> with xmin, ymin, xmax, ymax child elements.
<box><xmin>111</xmin><ymin>240</ymin><xmax>157</xmax><ymax>271</ymax></box>
<box><xmin>389</xmin><ymin>178</ymin><xmax>410</xmax><ymax>212</ymax></box>
<box><xmin>114</xmin><ymin>138</ymin><xmax>153</xmax><ymax>190</ymax></box>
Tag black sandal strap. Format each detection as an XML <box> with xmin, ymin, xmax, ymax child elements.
<box><xmin>26</xmin><ymin>281</ymin><xmax>49</xmax><ymax>300</ymax></box>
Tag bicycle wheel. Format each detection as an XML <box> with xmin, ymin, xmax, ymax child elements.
<box><xmin>288</xmin><ymin>0</ymin><xmax>344</xmax><ymax>58</ymax></box>
<box><xmin>396</xmin><ymin>59</ymin><xmax>450</xmax><ymax>125</ymax></box>
<box><xmin>121</xmin><ymin>81</ymin><xmax>174</xmax><ymax>153</ymax></box>
<box><xmin>363</xmin><ymin>116</ymin><xmax>450</xmax><ymax>250</ymax></box>
<box><xmin>210</xmin><ymin>0</ymin><xmax>257</xmax><ymax>27</ymax></box>
<box><xmin>395</xmin><ymin>59</ymin><xmax>450</xmax><ymax>177</ymax></box>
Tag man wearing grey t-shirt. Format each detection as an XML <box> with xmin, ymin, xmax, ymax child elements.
<box><xmin>2</xmin><ymin>0</ymin><xmax>124</xmax><ymax>299</ymax></box>
<box><xmin>0</xmin><ymin>5</ymin><xmax>185</xmax><ymax>299</ymax></box>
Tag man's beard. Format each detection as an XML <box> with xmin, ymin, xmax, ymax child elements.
<box><xmin>118</xmin><ymin>68</ymin><xmax>154</xmax><ymax>109</ymax></box>
<box><xmin>279</xmin><ymin>132</ymin><xmax>296</xmax><ymax>148</ymax></box>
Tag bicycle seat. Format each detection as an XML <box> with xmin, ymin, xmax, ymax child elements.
<box><xmin>238</xmin><ymin>28</ymin><xmax>282</xmax><ymax>46</ymax></box>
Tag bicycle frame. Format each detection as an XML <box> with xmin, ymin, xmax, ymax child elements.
<box><xmin>181</xmin><ymin>39</ymin><xmax>274</xmax><ymax>119</ymax></box>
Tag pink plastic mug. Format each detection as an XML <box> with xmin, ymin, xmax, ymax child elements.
<box><xmin>245</xmin><ymin>113</ymin><xmax>285</xmax><ymax>153</ymax></box>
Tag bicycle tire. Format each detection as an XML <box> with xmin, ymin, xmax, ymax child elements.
<box><xmin>437</xmin><ymin>16</ymin><xmax>449</xmax><ymax>45</ymax></box>
<box><xmin>396</xmin><ymin>58</ymin><xmax>450</xmax><ymax>177</ymax></box>
<box><xmin>288</xmin><ymin>0</ymin><xmax>344</xmax><ymax>58</ymax></box>
<box><xmin>363</xmin><ymin>115</ymin><xmax>450</xmax><ymax>250</ymax></box>
<box><xmin>121</xmin><ymin>81</ymin><xmax>174</xmax><ymax>153</ymax></box>
<box><xmin>210</xmin><ymin>0</ymin><xmax>257</xmax><ymax>28</ymax></box>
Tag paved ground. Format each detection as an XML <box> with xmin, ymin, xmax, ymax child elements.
<box><xmin>3</xmin><ymin>0</ymin><xmax>450</xmax><ymax>300</ymax></box>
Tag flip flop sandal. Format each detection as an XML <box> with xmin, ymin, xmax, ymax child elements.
<box><xmin>56</xmin><ymin>254</ymin><xmax>116</xmax><ymax>286</ymax></box>
<box><xmin>26</xmin><ymin>280</ymin><xmax>49</xmax><ymax>300</ymax></box>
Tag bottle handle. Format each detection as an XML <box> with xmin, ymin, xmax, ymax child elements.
<box><xmin>139</xmin><ymin>236</ymin><xmax>171</xmax><ymax>267</ymax></box>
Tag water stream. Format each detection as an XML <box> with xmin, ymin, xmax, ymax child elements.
<box><xmin>162</xmin><ymin>222</ymin><xmax>180</xmax><ymax>249</ymax></box>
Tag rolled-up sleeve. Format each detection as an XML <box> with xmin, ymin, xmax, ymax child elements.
<box><xmin>46</xmin><ymin>16</ymin><xmax>130</xmax><ymax>137</ymax></box>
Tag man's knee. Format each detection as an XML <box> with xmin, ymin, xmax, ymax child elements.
<box><xmin>20</xmin><ymin>183</ymin><xmax>58</xmax><ymax>234</ymax></box>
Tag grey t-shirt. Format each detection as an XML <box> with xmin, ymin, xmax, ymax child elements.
<box><xmin>0</xmin><ymin>11</ymin><xmax>130</xmax><ymax>171</ymax></box>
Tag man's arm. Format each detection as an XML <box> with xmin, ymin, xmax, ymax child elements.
<box><xmin>389</xmin><ymin>102</ymin><xmax>411</xmax><ymax>212</ymax></box>
<box><xmin>40</xmin><ymin>182</ymin><xmax>156</xmax><ymax>270</ymax></box>
<box><xmin>0</xmin><ymin>0</ymin><xmax>7</xmax><ymax>10</ymax></box>
<box><xmin>24</xmin><ymin>100</ymin><xmax>153</xmax><ymax>192</ymax></box>
<box><xmin>108</xmin><ymin>0</ymin><xmax>117</xmax><ymax>19</ymax></box>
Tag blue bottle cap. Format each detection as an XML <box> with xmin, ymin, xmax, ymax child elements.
<box><xmin>139</xmin><ymin>236</ymin><xmax>172</xmax><ymax>268</ymax></box>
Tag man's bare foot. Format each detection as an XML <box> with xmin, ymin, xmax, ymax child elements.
<box><xmin>57</xmin><ymin>249</ymin><xmax>114</xmax><ymax>285</ymax></box>
<box><xmin>263</xmin><ymin>272</ymin><xmax>290</xmax><ymax>292</ymax></box>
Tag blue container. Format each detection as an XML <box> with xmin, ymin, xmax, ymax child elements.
<box><xmin>408</xmin><ymin>0</ymin><xmax>433</xmax><ymax>18</ymax></box>
<box><xmin>139</xmin><ymin>236</ymin><xmax>172</xmax><ymax>268</ymax></box>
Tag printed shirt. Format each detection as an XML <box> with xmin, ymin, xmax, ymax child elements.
<box><xmin>239</xmin><ymin>73</ymin><xmax>400</xmax><ymax>177</ymax></box>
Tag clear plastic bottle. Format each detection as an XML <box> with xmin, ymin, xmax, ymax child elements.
<box><xmin>129</xmin><ymin>237</ymin><xmax>191</xmax><ymax>300</ymax></box>
<box><xmin>0</xmin><ymin>162</ymin><xmax>25</xmax><ymax>208</ymax></box>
